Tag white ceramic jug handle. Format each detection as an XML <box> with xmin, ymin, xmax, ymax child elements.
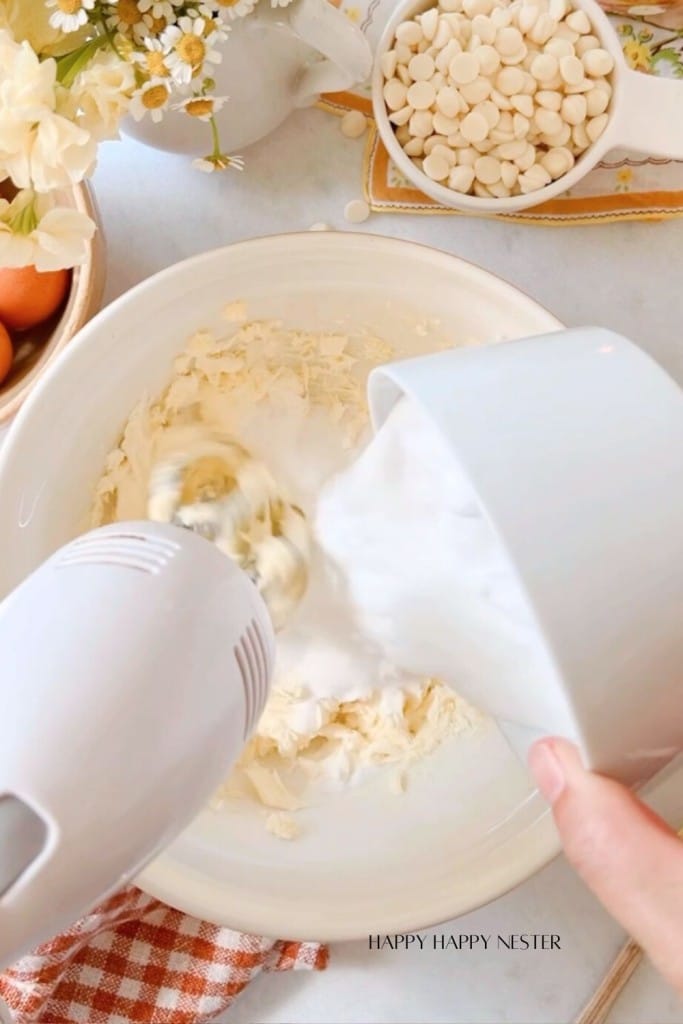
<box><xmin>616</xmin><ymin>69</ymin><xmax>683</xmax><ymax>158</ymax></box>
<box><xmin>289</xmin><ymin>0</ymin><xmax>372</xmax><ymax>108</ymax></box>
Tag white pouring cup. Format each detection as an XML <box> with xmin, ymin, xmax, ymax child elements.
<box><xmin>372</xmin><ymin>0</ymin><xmax>683</xmax><ymax>214</ymax></box>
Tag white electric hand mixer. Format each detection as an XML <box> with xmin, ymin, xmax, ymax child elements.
<box><xmin>0</xmin><ymin>327</ymin><xmax>681</xmax><ymax>967</ymax></box>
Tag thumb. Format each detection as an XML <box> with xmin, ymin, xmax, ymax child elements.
<box><xmin>529</xmin><ymin>737</ymin><xmax>683</xmax><ymax>996</ymax></box>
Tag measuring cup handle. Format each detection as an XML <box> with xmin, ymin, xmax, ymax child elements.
<box><xmin>288</xmin><ymin>0</ymin><xmax>372</xmax><ymax>108</ymax></box>
<box><xmin>617</xmin><ymin>69</ymin><xmax>683</xmax><ymax>159</ymax></box>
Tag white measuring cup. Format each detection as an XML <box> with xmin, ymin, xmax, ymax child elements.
<box><xmin>372</xmin><ymin>0</ymin><xmax>683</xmax><ymax>214</ymax></box>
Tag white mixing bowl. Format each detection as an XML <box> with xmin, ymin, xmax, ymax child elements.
<box><xmin>0</xmin><ymin>234</ymin><xmax>680</xmax><ymax>940</ymax></box>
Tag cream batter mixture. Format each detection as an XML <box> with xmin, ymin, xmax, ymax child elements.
<box><xmin>91</xmin><ymin>309</ymin><xmax>482</xmax><ymax>830</ymax></box>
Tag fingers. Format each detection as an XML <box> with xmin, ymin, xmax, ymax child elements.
<box><xmin>529</xmin><ymin>737</ymin><xmax>683</xmax><ymax>997</ymax></box>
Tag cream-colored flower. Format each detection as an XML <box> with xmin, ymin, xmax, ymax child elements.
<box><xmin>70</xmin><ymin>51</ymin><xmax>136</xmax><ymax>141</ymax></box>
<box><xmin>192</xmin><ymin>152</ymin><xmax>244</xmax><ymax>172</ymax></box>
<box><xmin>47</xmin><ymin>0</ymin><xmax>96</xmax><ymax>34</ymax></box>
<box><xmin>129</xmin><ymin>79</ymin><xmax>172</xmax><ymax>122</ymax></box>
<box><xmin>163</xmin><ymin>15</ymin><xmax>222</xmax><ymax>84</ymax></box>
<box><xmin>106</xmin><ymin>0</ymin><xmax>148</xmax><ymax>41</ymax></box>
<box><xmin>271</xmin><ymin>0</ymin><xmax>295</xmax><ymax>7</ymax></box>
<box><xmin>0</xmin><ymin>32</ymin><xmax>94</xmax><ymax>191</ymax></box>
<box><xmin>131</xmin><ymin>35</ymin><xmax>172</xmax><ymax>80</ymax></box>
<box><xmin>0</xmin><ymin>0</ymin><xmax>85</xmax><ymax>56</ymax></box>
<box><xmin>137</xmin><ymin>0</ymin><xmax>181</xmax><ymax>19</ymax></box>
<box><xmin>174</xmin><ymin>93</ymin><xmax>227</xmax><ymax>121</ymax></box>
<box><xmin>213</xmin><ymin>0</ymin><xmax>258</xmax><ymax>18</ymax></box>
<box><xmin>0</xmin><ymin>189</ymin><xmax>96</xmax><ymax>271</ymax></box>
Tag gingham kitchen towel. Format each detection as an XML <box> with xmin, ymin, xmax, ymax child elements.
<box><xmin>0</xmin><ymin>887</ymin><xmax>328</xmax><ymax>1024</ymax></box>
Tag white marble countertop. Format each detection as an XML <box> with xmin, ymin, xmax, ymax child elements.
<box><xmin>2</xmin><ymin>103</ymin><xmax>682</xmax><ymax>1023</ymax></box>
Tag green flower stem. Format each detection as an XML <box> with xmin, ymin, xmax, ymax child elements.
<box><xmin>209</xmin><ymin>114</ymin><xmax>222</xmax><ymax>159</ymax></box>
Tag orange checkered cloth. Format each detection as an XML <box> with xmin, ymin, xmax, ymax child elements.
<box><xmin>0</xmin><ymin>886</ymin><xmax>328</xmax><ymax>1024</ymax></box>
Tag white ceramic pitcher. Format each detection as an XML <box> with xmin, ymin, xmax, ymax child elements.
<box><xmin>123</xmin><ymin>0</ymin><xmax>372</xmax><ymax>155</ymax></box>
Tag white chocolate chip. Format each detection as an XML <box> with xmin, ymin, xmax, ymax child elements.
<box><xmin>403</xmin><ymin>137</ymin><xmax>424</xmax><ymax>156</ymax></box>
<box><xmin>395</xmin><ymin>43</ymin><xmax>413</xmax><ymax>64</ymax></box>
<box><xmin>535</xmin><ymin>88</ymin><xmax>562</xmax><ymax>110</ymax></box>
<box><xmin>409</xmin><ymin>52</ymin><xmax>436</xmax><ymax>81</ymax></box>
<box><xmin>473</xmin><ymin>180</ymin><xmax>493</xmax><ymax>196</ymax></box>
<box><xmin>530</xmin><ymin>52</ymin><xmax>558</xmax><ymax>80</ymax></box>
<box><xmin>561</xmin><ymin>93</ymin><xmax>586</xmax><ymax>125</ymax></box>
<box><xmin>448</xmin><ymin>164</ymin><xmax>476</xmax><ymax>191</ymax></box>
<box><xmin>586</xmin><ymin>112</ymin><xmax>608</xmax><ymax>142</ymax></box>
<box><xmin>494</xmin><ymin>138</ymin><xmax>527</xmax><ymax>159</ymax></box>
<box><xmin>397</xmin><ymin>64</ymin><xmax>411</xmax><ymax>86</ymax></box>
<box><xmin>490</xmin><ymin>6</ymin><xmax>513</xmax><ymax>28</ymax></box>
<box><xmin>534</xmin><ymin>106</ymin><xmax>562</xmax><ymax>134</ymax></box>
<box><xmin>461</xmin><ymin>109</ymin><xmax>489</xmax><ymax>142</ymax></box>
<box><xmin>309</xmin><ymin>222</ymin><xmax>331</xmax><ymax>231</ymax></box>
<box><xmin>513</xmin><ymin>112</ymin><xmax>530</xmax><ymax>137</ymax></box>
<box><xmin>424</xmin><ymin>134</ymin><xmax>450</xmax><ymax>154</ymax></box>
<box><xmin>449</xmin><ymin>50</ymin><xmax>480</xmax><ymax>83</ymax></box>
<box><xmin>475</xmin><ymin>154</ymin><xmax>502</xmax><ymax>183</ymax></box>
<box><xmin>389</xmin><ymin>104</ymin><xmax>413</xmax><ymax>126</ymax></box>
<box><xmin>475</xmin><ymin>43</ymin><xmax>501</xmax><ymax>75</ymax></box>
<box><xmin>541</xmin><ymin>121</ymin><xmax>571</xmax><ymax>146</ymax></box>
<box><xmin>409</xmin><ymin>110</ymin><xmax>434</xmax><ymax>136</ymax></box>
<box><xmin>549</xmin><ymin>0</ymin><xmax>569</xmax><ymax>20</ymax></box>
<box><xmin>488</xmin><ymin>180</ymin><xmax>512</xmax><ymax>197</ymax></box>
<box><xmin>544</xmin><ymin>36</ymin><xmax>574</xmax><ymax>57</ymax></box>
<box><xmin>496</xmin><ymin>25</ymin><xmax>524</xmax><ymax>55</ymax></box>
<box><xmin>395</xmin><ymin>20</ymin><xmax>424</xmax><ymax>46</ymax></box>
<box><xmin>396</xmin><ymin>123</ymin><xmax>411</xmax><ymax>145</ymax></box>
<box><xmin>515</xmin><ymin>142</ymin><xmax>536</xmax><ymax>170</ymax></box>
<box><xmin>585</xmin><ymin>85</ymin><xmax>609</xmax><ymax>116</ymax></box>
<box><xmin>431</xmin><ymin>71</ymin><xmax>447</xmax><ymax>90</ymax></box>
<box><xmin>529</xmin><ymin>12</ymin><xmax>557</xmax><ymax>44</ymax></box>
<box><xmin>436</xmin><ymin>38</ymin><xmax>463</xmax><ymax>72</ymax></box>
<box><xmin>436</xmin><ymin>85</ymin><xmax>462</xmax><ymax>117</ymax></box>
<box><xmin>511</xmin><ymin>93</ymin><xmax>534</xmax><ymax>116</ymax></box>
<box><xmin>575</xmin><ymin>34</ymin><xmax>600</xmax><ymax>56</ymax></box>
<box><xmin>423</xmin><ymin>151</ymin><xmax>452</xmax><ymax>180</ymax></box>
<box><xmin>559</xmin><ymin>53</ymin><xmax>584</xmax><ymax>84</ymax></box>
<box><xmin>407</xmin><ymin>80</ymin><xmax>436</xmax><ymax>109</ymax></box>
<box><xmin>500</xmin><ymin>159</ymin><xmax>519</xmax><ymax>187</ymax></box>
<box><xmin>433</xmin><ymin>111</ymin><xmax>462</xmax><ymax>135</ymax></box>
<box><xmin>541</xmin><ymin>145</ymin><xmax>574</xmax><ymax>177</ymax></box>
<box><xmin>490</xmin><ymin>87</ymin><xmax>513</xmax><ymax>109</ymax></box>
<box><xmin>496</xmin><ymin>65</ymin><xmax>525</xmax><ymax>94</ymax></box>
<box><xmin>572</xmin><ymin>120</ymin><xmax>589</xmax><ymax>148</ymax></box>
<box><xmin>517</xmin><ymin>5</ymin><xmax>538</xmax><ymax>34</ymax></box>
<box><xmin>431</xmin><ymin>142</ymin><xmax>458</xmax><ymax>165</ymax></box>
<box><xmin>463</xmin><ymin>0</ymin><xmax>494</xmax><ymax>16</ymax></box>
<box><xmin>383</xmin><ymin>78</ymin><xmax>408</xmax><ymax>111</ymax></box>
<box><xmin>341</xmin><ymin>110</ymin><xmax>368</xmax><ymax>138</ymax></box>
<box><xmin>460</xmin><ymin>76</ymin><xmax>492</xmax><ymax>103</ymax></box>
<box><xmin>476</xmin><ymin>99</ymin><xmax>501</xmax><ymax>127</ymax></box>
<box><xmin>433</xmin><ymin>18</ymin><xmax>453</xmax><ymax>49</ymax></box>
<box><xmin>381</xmin><ymin>50</ymin><xmax>398</xmax><ymax>79</ymax></box>
<box><xmin>566</xmin><ymin>9</ymin><xmax>591</xmax><ymax>33</ymax></box>
<box><xmin>458</xmin><ymin>146</ymin><xmax>478</xmax><ymax>165</ymax></box>
<box><xmin>421</xmin><ymin>6</ymin><xmax>440</xmax><ymax>41</ymax></box>
<box><xmin>344</xmin><ymin>199</ymin><xmax>370</xmax><ymax>223</ymax></box>
<box><xmin>518</xmin><ymin>163</ymin><xmax>551</xmax><ymax>191</ymax></box>
<box><xmin>448</xmin><ymin>131</ymin><xmax>470</xmax><ymax>146</ymax></box>
<box><xmin>582</xmin><ymin>47</ymin><xmax>614</xmax><ymax>77</ymax></box>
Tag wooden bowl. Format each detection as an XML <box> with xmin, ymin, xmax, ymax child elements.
<box><xmin>0</xmin><ymin>182</ymin><xmax>106</xmax><ymax>425</ymax></box>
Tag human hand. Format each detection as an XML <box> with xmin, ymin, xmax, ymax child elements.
<box><xmin>528</xmin><ymin>737</ymin><xmax>683</xmax><ymax>997</ymax></box>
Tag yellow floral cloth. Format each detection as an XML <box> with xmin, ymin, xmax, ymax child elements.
<box><xmin>321</xmin><ymin>0</ymin><xmax>683</xmax><ymax>224</ymax></box>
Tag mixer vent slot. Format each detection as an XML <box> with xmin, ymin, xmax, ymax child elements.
<box><xmin>56</xmin><ymin>531</ymin><xmax>180</xmax><ymax>575</ymax></box>
<box><xmin>234</xmin><ymin>619</ymin><xmax>272</xmax><ymax>739</ymax></box>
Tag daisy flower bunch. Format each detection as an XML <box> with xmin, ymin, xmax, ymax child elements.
<box><xmin>0</xmin><ymin>0</ymin><xmax>284</xmax><ymax>271</ymax></box>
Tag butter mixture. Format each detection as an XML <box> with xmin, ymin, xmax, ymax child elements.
<box><xmin>91</xmin><ymin>311</ymin><xmax>482</xmax><ymax>829</ymax></box>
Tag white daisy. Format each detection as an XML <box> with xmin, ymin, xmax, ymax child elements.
<box><xmin>205</xmin><ymin>0</ymin><xmax>257</xmax><ymax>20</ymax></box>
<box><xmin>131</xmin><ymin>35</ymin><xmax>172</xmax><ymax>80</ymax></box>
<box><xmin>137</xmin><ymin>0</ymin><xmax>180</xmax><ymax>19</ymax></box>
<box><xmin>106</xmin><ymin>0</ymin><xmax>148</xmax><ymax>42</ymax></box>
<box><xmin>193</xmin><ymin>152</ymin><xmax>244</xmax><ymax>172</ymax></box>
<box><xmin>47</xmin><ymin>0</ymin><xmax>95</xmax><ymax>34</ymax></box>
<box><xmin>163</xmin><ymin>15</ymin><xmax>222</xmax><ymax>85</ymax></box>
<box><xmin>0</xmin><ymin>190</ymin><xmax>95</xmax><ymax>272</ymax></box>
<box><xmin>174</xmin><ymin>93</ymin><xmax>227</xmax><ymax>121</ymax></box>
<box><xmin>129</xmin><ymin>79</ymin><xmax>172</xmax><ymax>122</ymax></box>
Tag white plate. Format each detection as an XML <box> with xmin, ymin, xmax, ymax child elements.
<box><xmin>1</xmin><ymin>234</ymin><xmax>679</xmax><ymax>940</ymax></box>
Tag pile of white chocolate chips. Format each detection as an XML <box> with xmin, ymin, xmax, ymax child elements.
<box><xmin>381</xmin><ymin>0</ymin><xmax>614</xmax><ymax>197</ymax></box>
